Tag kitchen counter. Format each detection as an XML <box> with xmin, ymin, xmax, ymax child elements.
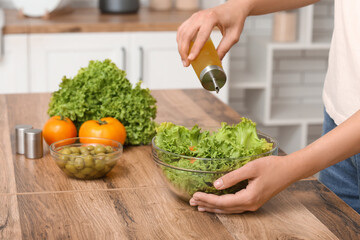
<box><xmin>1</xmin><ymin>89</ymin><xmax>360</xmax><ymax>239</ymax></box>
<box><xmin>3</xmin><ymin>7</ymin><xmax>196</xmax><ymax>34</ymax></box>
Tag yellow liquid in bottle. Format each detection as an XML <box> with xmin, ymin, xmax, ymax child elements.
<box><xmin>190</xmin><ymin>38</ymin><xmax>223</xmax><ymax>79</ymax></box>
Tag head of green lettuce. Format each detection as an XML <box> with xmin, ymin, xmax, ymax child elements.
<box><xmin>47</xmin><ymin>59</ymin><xmax>157</xmax><ymax>145</ymax></box>
<box><xmin>154</xmin><ymin>118</ymin><xmax>274</xmax><ymax>171</ymax></box>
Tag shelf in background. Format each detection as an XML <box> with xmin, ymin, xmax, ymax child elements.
<box><xmin>269</xmin><ymin>102</ymin><xmax>324</xmax><ymax>125</ymax></box>
<box><xmin>269</xmin><ymin>42</ymin><xmax>331</xmax><ymax>51</ymax></box>
<box><xmin>236</xmin><ymin>36</ymin><xmax>330</xmax><ymax>92</ymax></box>
<box><xmin>231</xmin><ymin>75</ymin><xmax>267</xmax><ymax>89</ymax></box>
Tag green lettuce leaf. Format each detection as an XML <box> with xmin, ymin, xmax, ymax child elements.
<box><xmin>48</xmin><ymin>59</ymin><xmax>157</xmax><ymax>145</ymax></box>
<box><xmin>155</xmin><ymin>117</ymin><xmax>273</xmax><ymax>161</ymax></box>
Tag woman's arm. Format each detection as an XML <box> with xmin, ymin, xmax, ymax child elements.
<box><xmin>177</xmin><ymin>0</ymin><xmax>319</xmax><ymax>66</ymax></box>
<box><xmin>189</xmin><ymin>110</ymin><xmax>360</xmax><ymax>213</ymax></box>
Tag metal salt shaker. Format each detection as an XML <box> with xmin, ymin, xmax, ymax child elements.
<box><xmin>15</xmin><ymin>124</ymin><xmax>33</xmax><ymax>154</ymax></box>
<box><xmin>24</xmin><ymin>129</ymin><xmax>43</xmax><ymax>159</ymax></box>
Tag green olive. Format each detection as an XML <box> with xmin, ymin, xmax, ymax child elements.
<box><xmin>88</xmin><ymin>170</ymin><xmax>99</xmax><ymax>178</ymax></box>
<box><xmin>84</xmin><ymin>155</ymin><xmax>94</xmax><ymax>168</ymax></box>
<box><xmin>65</xmin><ymin>164</ymin><xmax>78</xmax><ymax>174</ymax></box>
<box><xmin>67</xmin><ymin>158</ymin><xmax>75</xmax><ymax>164</ymax></box>
<box><xmin>105</xmin><ymin>146</ymin><xmax>113</xmax><ymax>153</ymax></box>
<box><xmin>105</xmin><ymin>157</ymin><xmax>116</xmax><ymax>168</ymax></box>
<box><xmin>94</xmin><ymin>159</ymin><xmax>105</xmax><ymax>171</ymax></box>
<box><xmin>90</xmin><ymin>150</ymin><xmax>96</xmax><ymax>155</ymax></box>
<box><xmin>74</xmin><ymin>172</ymin><xmax>86</xmax><ymax>179</ymax></box>
<box><xmin>63</xmin><ymin>168</ymin><xmax>74</xmax><ymax>177</ymax></box>
<box><xmin>102</xmin><ymin>165</ymin><xmax>111</xmax><ymax>174</ymax></box>
<box><xmin>96</xmin><ymin>156</ymin><xmax>105</xmax><ymax>162</ymax></box>
<box><xmin>94</xmin><ymin>145</ymin><xmax>106</xmax><ymax>154</ymax></box>
<box><xmin>59</xmin><ymin>155</ymin><xmax>69</xmax><ymax>161</ymax></box>
<box><xmin>69</xmin><ymin>154</ymin><xmax>78</xmax><ymax>161</ymax></box>
<box><xmin>80</xmin><ymin>167</ymin><xmax>93</xmax><ymax>175</ymax></box>
<box><xmin>74</xmin><ymin>158</ymin><xmax>85</xmax><ymax>170</ymax></box>
<box><xmin>87</xmin><ymin>145</ymin><xmax>95</xmax><ymax>151</ymax></box>
<box><xmin>104</xmin><ymin>156</ymin><xmax>111</xmax><ymax>163</ymax></box>
<box><xmin>61</xmin><ymin>148</ymin><xmax>72</xmax><ymax>155</ymax></box>
<box><xmin>93</xmin><ymin>172</ymin><xmax>105</xmax><ymax>179</ymax></box>
<box><xmin>56</xmin><ymin>158</ymin><xmax>67</xmax><ymax>168</ymax></box>
<box><xmin>56</xmin><ymin>155</ymin><xmax>69</xmax><ymax>168</ymax></box>
<box><xmin>79</xmin><ymin>147</ymin><xmax>89</xmax><ymax>154</ymax></box>
<box><xmin>69</xmin><ymin>147</ymin><xmax>80</xmax><ymax>154</ymax></box>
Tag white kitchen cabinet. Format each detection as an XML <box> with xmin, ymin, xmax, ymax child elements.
<box><xmin>29</xmin><ymin>33</ymin><xmax>130</xmax><ymax>92</ymax></box>
<box><xmin>130</xmin><ymin>32</ymin><xmax>196</xmax><ymax>89</ymax></box>
<box><xmin>0</xmin><ymin>34</ymin><xmax>29</xmax><ymax>93</ymax></box>
<box><xmin>28</xmin><ymin>31</ymin><xmax>230</xmax><ymax>103</ymax></box>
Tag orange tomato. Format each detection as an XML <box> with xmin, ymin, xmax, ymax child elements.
<box><xmin>43</xmin><ymin>116</ymin><xmax>77</xmax><ymax>146</ymax></box>
<box><xmin>79</xmin><ymin>117</ymin><xmax>127</xmax><ymax>145</ymax></box>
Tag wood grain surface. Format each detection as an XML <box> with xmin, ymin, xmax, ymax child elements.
<box><xmin>4</xmin><ymin>8</ymin><xmax>196</xmax><ymax>34</ymax></box>
<box><xmin>0</xmin><ymin>89</ymin><xmax>359</xmax><ymax>240</ymax></box>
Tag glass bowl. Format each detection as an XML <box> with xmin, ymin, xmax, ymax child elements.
<box><xmin>50</xmin><ymin>137</ymin><xmax>123</xmax><ymax>180</ymax></box>
<box><xmin>152</xmin><ymin>133</ymin><xmax>278</xmax><ymax>201</ymax></box>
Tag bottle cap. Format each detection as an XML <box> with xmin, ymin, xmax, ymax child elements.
<box><xmin>24</xmin><ymin>129</ymin><xmax>43</xmax><ymax>159</ymax></box>
<box><xmin>200</xmin><ymin>65</ymin><xmax>227</xmax><ymax>93</ymax></box>
<box><xmin>15</xmin><ymin>125</ymin><xmax>33</xmax><ymax>154</ymax></box>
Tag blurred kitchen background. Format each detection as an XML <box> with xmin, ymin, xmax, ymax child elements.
<box><xmin>0</xmin><ymin>0</ymin><xmax>334</xmax><ymax>154</ymax></box>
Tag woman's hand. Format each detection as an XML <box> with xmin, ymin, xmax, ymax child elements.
<box><xmin>176</xmin><ymin>0</ymin><xmax>319</xmax><ymax>67</ymax></box>
<box><xmin>189</xmin><ymin>155</ymin><xmax>296</xmax><ymax>214</ymax></box>
<box><xmin>176</xmin><ymin>0</ymin><xmax>250</xmax><ymax>67</ymax></box>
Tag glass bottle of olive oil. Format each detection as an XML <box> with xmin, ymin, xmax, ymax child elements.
<box><xmin>189</xmin><ymin>38</ymin><xmax>227</xmax><ymax>93</ymax></box>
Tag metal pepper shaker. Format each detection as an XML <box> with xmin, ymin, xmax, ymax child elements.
<box><xmin>24</xmin><ymin>129</ymin><xmax>43</xmax><ymax>159</ymax></box>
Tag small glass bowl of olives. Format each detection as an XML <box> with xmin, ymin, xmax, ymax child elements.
<box><xmin>49</xmin><ymin>137</ymin><xmax>123</xmax><ymax>180</ymax></box>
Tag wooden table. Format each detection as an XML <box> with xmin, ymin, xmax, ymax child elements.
<box><xmin>1</xmin><ymin>89</ymin><xmax>359</xmax><ymax>239</ymax></box>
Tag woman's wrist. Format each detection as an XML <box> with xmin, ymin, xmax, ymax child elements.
<box><xmin>226</xmin><ymin>0</ymin><xmax>254</xmax><ymax>17</ymax></box>
<box><xmin>285</xmin><ymin>141</ymin><xmax>336</xmax><ymax>182</ymax></box>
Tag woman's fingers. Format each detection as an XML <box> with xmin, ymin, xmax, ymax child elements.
<box><xmin>214</xmin><ymin>161</ymin><xmax>257</xmax><ymax>190</ymax></box>
<box><xmin>187</xmin><ymin>11</ymin><xmax>217</xmax><ymax>61</ymax></box>
<box><xmin>216</xmin><ymin>28</ymin><xmax>242</xmax><ymax>60</ymax></box>
<box><xmin>177</xmin><ymin>19</ymin><xmax>199</xmax><ymax>66</ymax></box>
<box><xmin>191</xmin><ymin>190</ymin><xmax>248</xmax><ymax>208</ymax></box>
<box><xmin>189</xmin><ymin>191</ymin><xmax>253</xmax><ymax>213</ymax></box>
<box><xmin>176</xmin><ymin>10</ymin><xmax>217</xmax><ymax>66</ymax></box>
<box><xmin>187</xmin><ymin>24</ymin><xmax>214</xmax><ymax>61</ymax></box>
